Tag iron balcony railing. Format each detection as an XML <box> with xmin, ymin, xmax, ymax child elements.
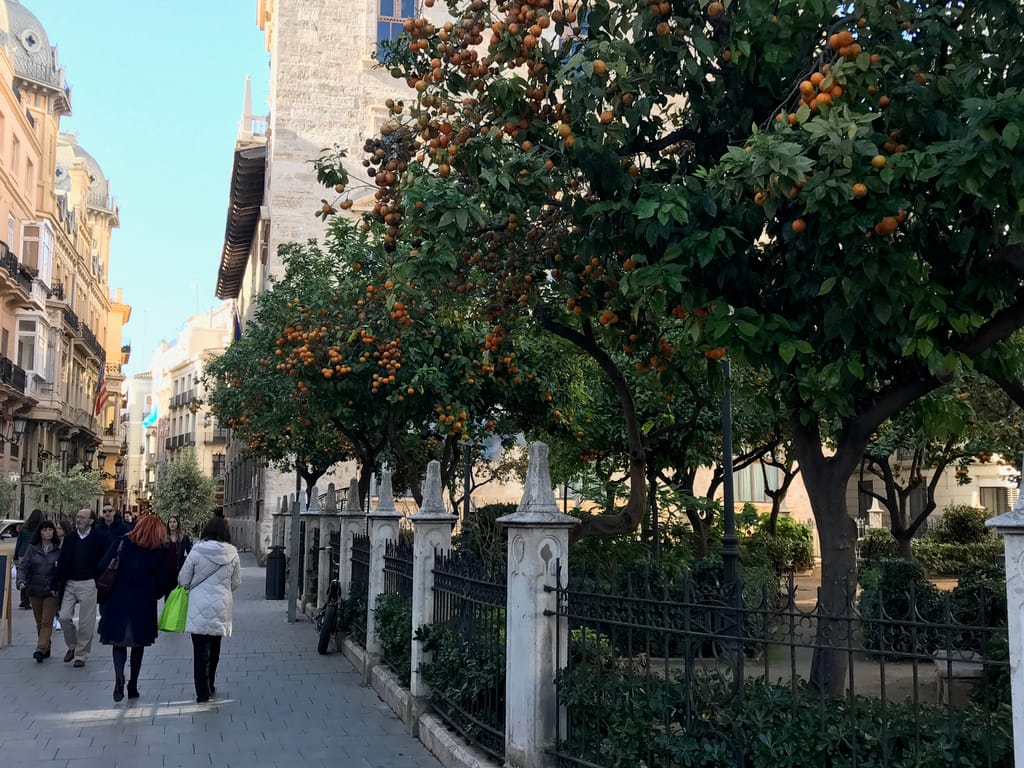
<box><xmin>0</xmin><ymin>356</ymin><xmax>27</xmax><ymax>393</ymax></box>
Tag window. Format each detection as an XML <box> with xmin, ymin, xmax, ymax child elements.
<box><xmin>21</xmin><ymin>222</ymin><xmax>39</xmax><ymax>272</ymax></box>
<box><xmin>857</xmin><ymin>480</ymin><xmax>873</xmax><ymax>519</ymax></box>
<box><xmin>0</xmin><ymin>329</ymin><xmax>6</xmax><ymax>357</ymax></box>
<box><xmin>377</xmin><ymin>0</ymin><xmax>414</xmax><ymax>62</ymax></box>
<box><xmin>735</xmin><ymin>463</ymin><xmax>779</xmax><ymax>503</ymax></box>
<box><xmin>16</xmin><ymin>318</ymin><xmax>35</xmax><ymax>371</ymax></box>
<box><xmin>7</xmin><ymin>215</ymin><xmax>14</xmax><ymax>248</ymax></box>
<box><xmin>981</xmin><ymin>487</ymin><xmax>1012</xmax><ymax>517</ymax></box>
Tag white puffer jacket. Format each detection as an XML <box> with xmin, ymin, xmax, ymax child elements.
<box><xmin>178</xmin><ymin>540</ymin><xmax>242</xmax><ymax>637</ymax></box>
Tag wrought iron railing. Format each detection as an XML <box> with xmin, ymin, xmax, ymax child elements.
<box><xmin>549</xmin><ymin>563</ymin><xmax>1011</xmax><ymax>768</ymax></box>
<box><xmin>0</xmin><ymin>356</ymin><xmax>27</xmax><ymax>393</ymax></box>
<box><xmin>425</xmin><ymin>549</ymin><xmax>508</xmax><ymax>762</ymax></box>
<box><xmin>349</xmin><ymin>533</ymin><xmax>372</xmax><ymax>647</ymax></box>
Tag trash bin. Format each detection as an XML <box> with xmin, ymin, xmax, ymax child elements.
<box><xmin>265</xmin><ymin>546</ymin><xmax>286</xmax><ymax>600</ymax></box>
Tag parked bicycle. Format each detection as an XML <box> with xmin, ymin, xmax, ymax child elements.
<box><xmin>315</xmin><ymin>577</ymin><xmax>342</xmax><ymax>655</ymax></box>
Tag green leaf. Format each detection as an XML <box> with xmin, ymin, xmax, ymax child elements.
<box><xmin>779</xmin><ymin>340</ymin><xmax>796</xmax><ymax>364</ymax></box>
<box><xmin>1003</xmin><ymin>123</ymin><xmax>1021</xmax><ymax>150</ymax></box>
<box><xmin>818</xmin><ymin>277</ymin><xmax>836</xmax><ymax>295</ymax></box>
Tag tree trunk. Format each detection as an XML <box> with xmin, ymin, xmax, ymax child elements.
<box><xmin>792</xmin><ymin>420</ymin><xmax>861</xmax><ymax>697</ymax></box>
<box><xmin>894</xmin><ymin>531</ymin><xmax>913</xmax><ymax>560</ymax></box>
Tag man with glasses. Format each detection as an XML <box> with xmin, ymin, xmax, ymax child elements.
<box><xmin>55</xmin><ymin>508</ymin><xmax>108</xmax><ymax>667</ymax></box>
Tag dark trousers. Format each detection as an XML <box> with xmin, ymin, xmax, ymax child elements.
<box><xmin>191</xmin><ymin>634</ymin><xmax>222</xmax><ymax>699</ymax></box>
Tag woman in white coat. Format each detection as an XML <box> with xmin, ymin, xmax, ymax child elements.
<box><xmin>178</xmin><ymin>517</ymin><xmax>242</xmax><ymax>703</ymax></box>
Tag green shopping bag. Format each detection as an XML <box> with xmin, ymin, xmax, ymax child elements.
<box><xmin>158</xmin><ymin>586</ymin><xmax>188</xmax><ymax>633</ymax></box>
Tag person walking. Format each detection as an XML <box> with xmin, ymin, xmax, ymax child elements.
<box><xmin>94</xmin><ymin>505</ymin><xmax>129</xmax><ymax>544</ymax></box>
<box><xmin>15</xmin><ymin>520</ymin><xmax>61</xmax><ymax>661</ymax></box>
<box><xmin>178</xmin><ymin>517</ymin><xmax>241</xmax><ymax>703</ymax></box>
<box><xmin>56</xmin><ymin>508</ymin><xmax>108</xmax><ymax>667</ymax></box>
<box><xmin>52</xmin><ymin>520</ymin><xmax>73</xmax><ymax>633</ymax></box>
<box><xmin>96</xmin><ymin>515</ymin><xmax>168</xmax><ymax>702</ymax></box>
<box><xmin>164</xmin><ymin>515</ymin><xmax>191</xmax><ymax>595</ymax></box>
<box><xmin>14</xmin><ymin>509</ymin><xmax>43</xmax><ymax>609</ymax></box>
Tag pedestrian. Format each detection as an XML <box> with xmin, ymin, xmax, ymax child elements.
<box><xmin>15</xmin><ymin>519</ymin><xmax>61</xmax><ymax>662</ymax></box>
<box><xmin>14</xmin><ymin>509</ymin><xmax>43</xmax><ymax>609</ymax></box>
<box><xmin>94</xmin><ymin>504</ymin><xmax>129</xmax><ymax>544</ymax></box>
<box><xmin>55</xmin><ymin>508</ymin><xmax>108</xmax><ymax>667</ymax></box>
<box><xmin>52</xmin><ymin>520</ymin><xmax>73</xmax><ymax>633</ymax></box>
<box><xmin>122</xmin><ymin>510</ymin><xmax>136</xmax><ymax>528</ymax></box>
<box><xmin>165</xmin><ymin>515</ymin><xmax>192</xmax><ymax>594</ymax></box>
<box><xmin>178</xmin><ymin>517</ymin><xmax>241</xmax><ymax>703</ymax></box>
<box><xmin>97</xmin><ymin>515</ymin><xmax>169</xmax><ymax>702</ymax></box>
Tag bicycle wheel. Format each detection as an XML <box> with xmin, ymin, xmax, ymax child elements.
<box><xmin>317</xmin><ymin>604</ymin><xmax>337</xmax><ymax>655</ymax></box>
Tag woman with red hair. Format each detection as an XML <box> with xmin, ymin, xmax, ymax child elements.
<box><xmin>96</xmin><ymin>514</ymin><xmax>169</xmax><ymax>702</ymax></box>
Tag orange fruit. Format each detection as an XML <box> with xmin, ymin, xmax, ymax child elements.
<box><xmin>707</xmin><ymin>1</ymin><xmax>725</xmax><ymax>17</ymax></box>
<box><xmin>852</xmin><ymin>183</ymin><xmax>868</xmax><ymax>199</ymax></box>
<box><xmin>792</xmin><ymin>218</ymin><xmax>807</xmax><ymax>233</ymax></box>
<box><xmin>871</xmin><ymin>154</ymin><xmax>887</xmax><ymax>169</ymax></box>
<box><xmin>704</xmin><ymin>347</ymin><xmax>726</xmax><ymax>360</ymax></box>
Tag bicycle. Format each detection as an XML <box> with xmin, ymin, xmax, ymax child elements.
<box><xmin>315</xmin><ymin>577</ymin><xmax>342</xmax><ymax>655</ymax></box>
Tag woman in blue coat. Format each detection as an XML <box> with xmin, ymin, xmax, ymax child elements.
<box><xmin>97</xmin><ymin>515</ymin><xmax>168</xmax><ymax>702</ymax></box>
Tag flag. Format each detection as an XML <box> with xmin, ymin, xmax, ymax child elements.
<box><xmin>94</xmin><ymin>368</ymin><xmax>107</xmax><ymax>416</ymax></box>
<box><xmin>232</xmin><ymin>311</ymin><xmax>242</xmax><ymax>343</ymax></box>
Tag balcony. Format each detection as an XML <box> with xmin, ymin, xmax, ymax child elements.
<box><xmin>0</xmin><ymin>356</ymin><xmax>27</xmax><ymax>393</ymax></box>
<box><xmin>62</xmin><ymin>307</ymin><xmax>80</xmax><ymax>333</ymax></box>
<box><xmin>205</xmin><ymin>427</ymin><xmax>229</xmax><ymax>444</ymax></box>
<box><xmin>48</xmin><ymin>281</ymin><xmax>65</xmax><ymax>301</ymax></box>
<box><xmin>80</xmin><ymin>323</ymin><xmax>105</xmax><ymax>360</ymax></box>
<box><xmin>0</xmin><ymin>250</ymin><xmax>32</xmax><ymax>294</ymax></box>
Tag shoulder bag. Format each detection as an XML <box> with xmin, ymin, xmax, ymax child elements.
<box><xmin>158</xmin><ymin>561</ymin><xmax>225</xmax><ymax>633</ymax></box>
<box><xmin>95</xmin><ymin>539</ymin><xmax>124</xmax><ymax>604</ymax></box>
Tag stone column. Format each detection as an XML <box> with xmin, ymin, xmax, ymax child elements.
<box><xmin>336</xmin><ymin>478</ymin><xmax>366</xmax><ymax>598</ymax></box>
<box><xmin>317</xmin><ymin>483</ymin><xmax>340</xmax><ymax>609</ymax></box>
<box><xmin>300</xmin><ymin>487</ymin><xmax>322</xmax><ymax>609</ymax></box>
<box><xmin>986</xmin><ymin>480</ymin><xmax>1024</xmax><ymax>768</ymax></box>
<box><xmin>286</xmin><ymin>492</ymin><xmax>301</xmax><ymax>623</ymax></box>
<box><xmin>497</xmin><ymin>442</ymin><xmax>578</xmax><ymax>768</ymax></box>
<box><xmin>410</xmin><ymin>460</ymin><xmax>456</xmax><ymax>699</ymax></box>
<box><xmin>365</xmin><ymin>471</ymin><xmax>403</xmax><ymax>657</ymax></box>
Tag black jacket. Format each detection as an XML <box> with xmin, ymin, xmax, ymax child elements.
<box><xmin>56</xmin><ymin>528</ymin><xmax>109</xmax><ymax>585</ymax></box>
<box><xmin>94</xmin><ymin>517</ymin><xmax>130</xmax><ymax>545</ymax></box>
<box><xmin>17</xmin><ymin>543</ymin><xmax>61</xmax><ymax>597</ymax></box>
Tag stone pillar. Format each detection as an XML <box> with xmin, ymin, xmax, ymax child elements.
<box><xmin>365</xmin><ymin>471</ymin><xmax>403</xmax><ymax>657</ymax></box>
<box><xmin>286</xmin><ymin>492</ymin><xmax>301</xmax><ymax>623</ymax></box>
<box><xmin>497</xmin><ymin>442</ymin><xmax>578</xmax><ymax>768</ymax></box>
<box><xmin>317</xmin><ymin>483</ymin><xmax>340</xmax><ymax>609</ymax></box>
<box><xmin>410</xmin><ymin>460</ymin><xmax>456</xmax><ymax>699</ymax></box>
<box><xmin>986</xmin><ymin>479</ymin><xmax>1024</xmax><ymax>768</ymax></box>
<box><xmin>336</xmin><ymin>478</ymin><xmax>366</xmax><ymax>598</ymax></box>
<box><xmin>300</xmin><ymin>487</ymin><xmax>321</xmax><ymax>608</ymax></box>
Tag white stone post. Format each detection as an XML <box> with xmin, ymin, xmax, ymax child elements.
<box><xmin>986</xmin><ymin>475</ymin><xmax>1024</xmax><ymax>768</ymax></box>
<box><xmin>410</xmin><ymin>460</ymin><xmax>456</xmax><ymax>699</ymax></box>
<box><xmin>317</xmin><ymin>483</ymin><xmax>340</xmax><ymax>609</ymax></box>
<box><xmin>365</xmin><ymin>471</ymin><xmax>403</xmax><ymax>657</ymax></box>
<box><xmin>497</xmin><ymin>442</ymin><xmax>578</xmax><ymax>768</ymax></box>
<box><xmin>336</xmin><ymin>479</ymin><xmax>366</xmax><ymax>598</ymax></box>
<box><xmin>300</xmin><ymin>486</ymin><xmax>321</xmax><ymax>608</ymax></box>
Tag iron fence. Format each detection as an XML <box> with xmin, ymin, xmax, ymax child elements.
<box><xmin>422</xmin><ymin>549</ymin><xmax>508</xmax><ymax>762</ymax></box>
<box><xmin>549</xmin><ymin>563</ymin><xmax>1011</xmax><ymax>768</ymax></box>
<box><xmin>349</xmin><ymin>533</ymin><xmax>372</xmax><ymax>647</ymax></box>
<box><xmin>383</xmin><ymin>533</ymin><xmax>414</xmax><ymax>600</ymax></box>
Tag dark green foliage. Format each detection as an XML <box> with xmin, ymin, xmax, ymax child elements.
<box><xmin>744</xmin><ymin>516</ymin><xmax>815</xmax><ymax>574</ymax></box>
<box><xmin>858</xmin><ymin>527</ymin><xmax>899</xmax><ymax>573</ymax></box>
<box><xmin>859</xmin><ymin>559</ymin><xmax>943</xmax><ymax>656</ymax></box>
<box><xmin>912</xmin><ymin>540</ymin><xmax>1004</xmax><ymax>576</ymax></box>
<box><xmin>929</xmin><ymin>505</ymin><xmax>991</xmax><ymax>545</ymax></box>
<box><xmin>556</xmin><ymin>661</ymin><xmax>1013</xmax><ymax>768</ymax></box>
<box><xmin>374</xmin><ymin>593</ymin><xmax>413</xmax><ymax>685</ymax></box>
<box><xmin>452</xmin><ymin>503</ymin><xmax>514</xmax><ymax>577</ymax></box>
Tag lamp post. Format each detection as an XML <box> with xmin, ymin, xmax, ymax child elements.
<box><xmin>115</xmin><ymin>457</ymin><xmax>125</xmax><ymax>512</ymax></box>
<box><xmin>58</xmin><ymin>434</ymin><xmax>70</xmax><ymax>472</ymax></box>
<box><xmin>458</xmin><ymin>439</ymin><xmax>472</xmax><ymax>523</ymax></box>
<box><xmin>84</xmin><ymin>444</ymin><xmax>96</xmax><ymax>469</ymax></box>
<box><xmin>719</xmin><ymin>356</ymin><xmax>739</xmax><ymax>591</ymax></box>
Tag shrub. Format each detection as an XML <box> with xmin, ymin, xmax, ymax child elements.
<box><xmin>859</xmin><ymin>558</ymin><xmax>943</xmax><ymax>656</ymax></box>
<box><xmin>744</xmin><ymin>516</ymin><xmax>815</xmax><ymax>574</ymax></box>
<box><xmin>929</xmin><ymin>505</ymin><xmax>990</xmax><ymax>545</ymax></box>
<box><xmin>858</xmin><ymin>527</ymin><xmax>898</xmax><ymax>574</ymax></box>
<box><xmin>374</xmin><ymin>593</ymin><xmax>413</xmax><ymax>685</ymax></box>
<box><xmin>912</xmin><ymin>539</ymin><xmax>1004</xmax><ymax>576</ymax></box>
<box><xmin>453</xmin><ymin>503</ymin><xmax>514</xmax><ymax>576</ymax></box>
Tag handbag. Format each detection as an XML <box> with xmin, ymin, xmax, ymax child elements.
<box><xmin>95</xmin><ymin>540</ymin><xmax>124</xmax><ymax>604</ymax></box>
<box><xmin>157</xmin><ymin>586</ymin><xmax>188</xmax><ymax>632</ymax></box>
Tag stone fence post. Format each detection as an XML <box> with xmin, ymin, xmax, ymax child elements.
<box><xmin>300</xmin><ymin>486</ymin><xmax>321</xmax><ymax>609</ymax></box>
<box><xmin>336</xmin><ymin>479</ymin><xmax>366</xmax><ymax>599</ymax></box>
<box><xmin>317</xmin><ymin>484</ymin><xmax>340</xmax><ymax>610</ymax></box>
<box><xmin>365</xmin><ymin>471</ymin><xmax>403</xmax><ymax>658</ymax></box>
<box><xmin>986</xmin><ymin>484</ymin><xmax>1024</xmax><ymax>768</ymax></box>
<box><xmin>498</xmin><ymin>442</ymin><xmax>578</xmax><ymax>768</ymax></box>
<box><xmin>410</xmin><ymin>460</ymin><xmax>456</xmax><ymax>699</ymax></box>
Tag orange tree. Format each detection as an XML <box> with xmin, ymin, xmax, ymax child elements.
<box><xmin>203</xmin><ymin>244</ymin><xmax>357</xmax><ymax>499</ymax></box>
<box><xmin>314</xmin><ymin>0</ymin><xmax>1024</xmax><ymax>693</ymax></box>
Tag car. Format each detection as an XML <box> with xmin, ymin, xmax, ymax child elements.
<box><xmin>0</xmin><ymin>519</ymin><xmax>23</xmax><ymax>540</ymax></box>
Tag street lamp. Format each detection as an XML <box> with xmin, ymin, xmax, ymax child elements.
<box><xmin>97</xmin><ymin>451</ymin><xmax>107</xmax><ymax>470</ymax></box>
<box><xmin>84</xmin><ymin>444</ymin><xmax>96</xmax><ymax>469</ymax></box>
<box><xmin>58</xmin><ymin>434</ymin><xmax>71</xmax><ymax>471</ymax></box>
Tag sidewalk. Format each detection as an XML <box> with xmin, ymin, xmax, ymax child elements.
<box><xmin>0</xmin><ymin>554</ymin><xmax>441</xmax><ymax>767</ymax></box>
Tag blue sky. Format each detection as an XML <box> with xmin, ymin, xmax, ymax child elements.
<box><xmin>30</xmin><ymin>2</ymin><xmax>270</xmax><ymax>373</ymax></box>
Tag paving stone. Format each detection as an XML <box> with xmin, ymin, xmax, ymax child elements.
<box><xmin>1</xmin><ymin>555</ymin><xmax>441</xmax><ymax>767</ymax></box>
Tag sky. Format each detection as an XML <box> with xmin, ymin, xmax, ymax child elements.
<box><xmin>29</xmin><ymin>1</ymin><xmax>270</xmax><ymax>374</ymax></box>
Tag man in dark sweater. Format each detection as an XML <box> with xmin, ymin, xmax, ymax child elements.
<box><xmin>56</xmin><ymin>508</ymin><xmax>108</xmax><ymax>667</ymax></box>
<box><xmin>94</xmin><ymin>505</ymin><xmax>129</xmax><ymax>544</ymax></box>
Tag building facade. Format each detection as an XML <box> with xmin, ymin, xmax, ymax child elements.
<box><xmin>0</xmin><ymin>2</ymin><xmax>130</xmax><ymax>518</ymax></box>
